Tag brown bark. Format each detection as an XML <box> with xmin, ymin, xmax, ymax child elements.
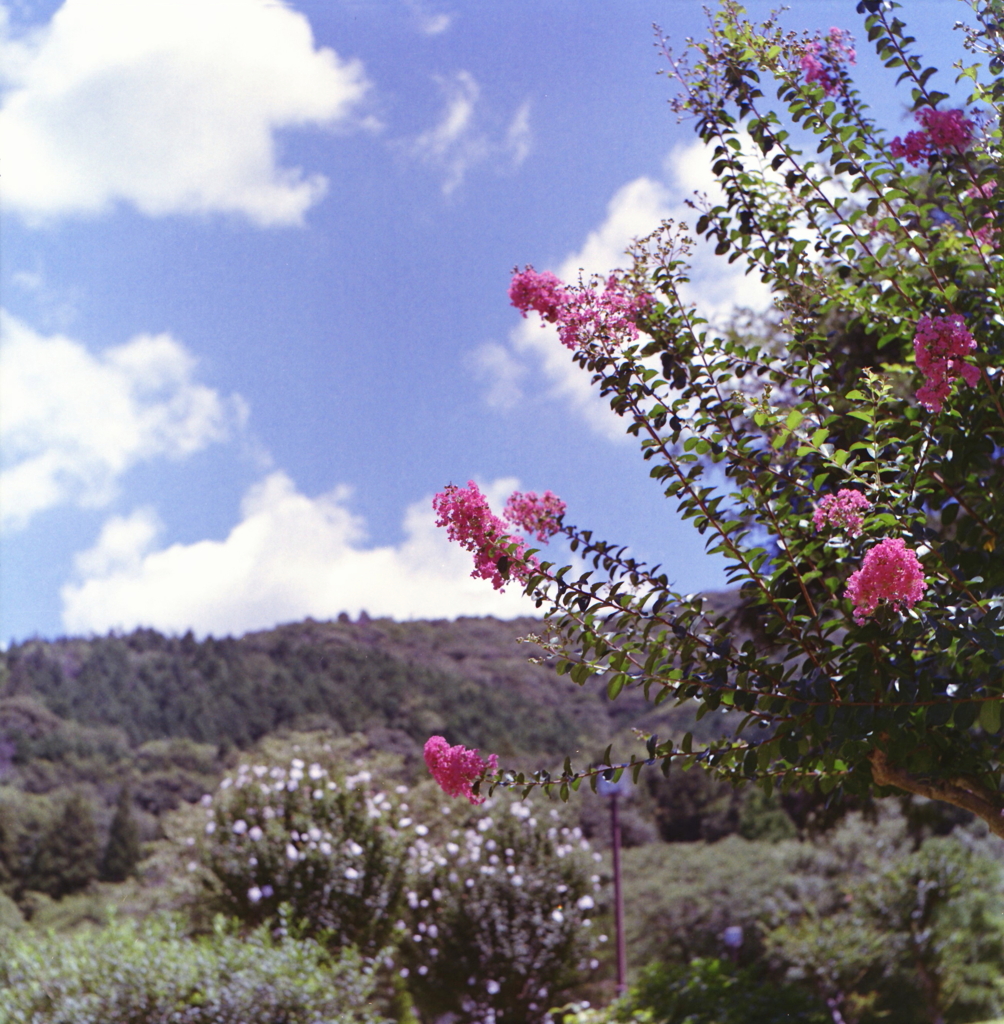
<box><xmin>868</xmin><ymin>748</ymin><xmax>1004</xmax><ymax>840</ymax></box>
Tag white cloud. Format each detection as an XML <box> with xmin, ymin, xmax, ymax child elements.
<box><xmin>468</xmin><ymin>341</ymin><xmax>527</xmax><ymax>410</ymax></box>
<box><xmin>405</xmin><ymin>0</ymin><xmax>452</xmax><ymax>36</ymax></box>
<box><xmin>0</xmin><ymin>0</ymin><xmax>371</xmax><ymax>225</ymax></box>
<box><xmin>61</xmin><ymin>472</ymin><xmax>538</xmax><ymax>636</ymax></box>
<box><xmin>411</xmin><ymin>71</ymin><xmax>530</xmax><ymax>195</ymax></box>
<box><xmin>494</xmin><ymin>137</ymin><xmax>773</xmax><ymax>437</ymax></box>
<box><xmin>0</xmin><ymin>312</ymin><xmax>245</xmax><ymax>531</ymax></box>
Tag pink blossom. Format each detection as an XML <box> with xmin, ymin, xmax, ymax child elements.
<box><xmin>424</xmin><ymin>735</ymin><xmax>499</xmax><ymax>805</ymax></box>
<box><xmin>845</xmin><ymin>537</ymin><xmax>926</xmax><ymax>625</ymax></box>
<box><xmin>913</xmin><ymin>314</ymin><xmax>980</xmax><ymax>413</ymax></box>
<box><xmin>800</xmin><ymin>28</ymin><xmax>855</xmax><ymax>96</ymax></box>
<box><xmin>509</xmin><ymin>267</ymin><xmax>568</xmax><ymax>323</ymax></box>
<box><xmin>891</xmin><ymin>108</ymin><xmax>974</xmax><ymax>166</ymax></box>
<box><xmin>433</xmin><ymin>481</ymin><xmax>535</xmax><ymax>590</ymax></box>
<box><xmin>509</xmin><ymin>267</ymin><xmax>650</xmax><ymax>352</ymax></box>
<box><xmin>504</xmin><ymin>490</ymin><xmax>567</xmax><ymax>542</ymax></box>
<box><xmin>812</xmin><ymin>489</ymin><xmax>872</xmax><ymax>537</ymax></box>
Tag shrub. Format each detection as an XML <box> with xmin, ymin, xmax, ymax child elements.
<box><xmin>0</xmin><ymin>912</ymin><xmax>385</xmax><ymax>1024</ymax></box>
<box><xmin>199</xmin><ymin>757</ymin><xmax>407</xmax><ymax>957</ymax></box>
<box><xmin>397</xmin><ymin>793</ymin><xmax>603</xmax><ymax>1024</ymax></box>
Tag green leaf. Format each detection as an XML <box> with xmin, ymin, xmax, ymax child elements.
<box><xmin>980</xmin><ymin>699</ymin><xmax>1002</xmax><ymax>735</ymax></box>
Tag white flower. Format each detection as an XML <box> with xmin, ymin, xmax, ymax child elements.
<box><xmin>486</xmin><ymin>980</ymin><xmax>501</xmax><ymax>994</ymax></box>
<box><xmin>205</xmin><ymin>821</ymin><xmax>216</xmax><ymax>835</ymax></box>
<box><xmin>248</xmin><ymin>857</ymin><xmax>257</xmax><ymax>867</ymax></box>
<box><xmin>285</xmin><ymin>843</ymin><xmax>299</xmax><ymax>862</ymax></box>
<box><xmin>287</xmin><ymin>780</ymin><xmax>298</xmax><ymax>792</ymax></box>
<box><xmin>347</xmin><ymin>841</ymin><xmax>363</xmax><ymax>856</ymax></box>
<box><xmin>320</xmin><ymin>841</ymin><xmax>332</xmax><ymax>855</ymax></box>
<box><xmin>220</xmin><ymin>778</ymin><xmax>232</xmax><ymax>789</ymax></box>
<box><xmin>200</xmin><ymin>794</ymin><xmax>212</xmax><ymax>807</ymax></box>
<box><xmin>249</xmin><ymin>826</ymin><xmax>263</xmax><ymax>842</ymax></box>
<box><xmin>398</xmin><ymin>817</ymin><xmax>413</xmax><ymax>828</ymax></box>
<box><xmin>308</xmin><ymin>827</ymin><xmax>322</xmax><ymax>842</ymax></box>
<box><xmin>577</xmin><ymin>895</ymin><xmax>595</xmax><ymax>911</ymax></box>
<box><xmin>446</xmin><ymin>842</ymin><xmax>459</xmax><ymax>856</ymax></box>
<box><xmin>344</xmin><ymin>867</ymin><xmax>359</xmax><ymax>880</ymax></box>
<box><xmin>551</xmin><ymin>909</ymin><xmax>564</xmax><ymax>924</ymax></box>
<box><xmin>253</xmin><ymin>765</ymin><xmax>268</xmax><ymax>777</ymax></box>
<box><xmin>477</xmin><ymin>818</ymin><xmax>492</xmax><ymax>832</ymax></box>
<box><xmin>313</xmin><ymin>789</ymin><xmax>324</xmax><ymax>799</ymax></box>
<box><xmin>186</xmin><ymin>860</ymin><xmax>197</xmax><ymax>872</ymax></box>
<box><xmin>232</xmin><ymin>819</ymin><xmax>248</xmax><ymax>835</ymax></box>
<box><xmin>308</xmin><ymin>763</ymin><xmax>325</xmax><ymax>780</ymax></box>
<box><xmin>418</xmin><ymin>965</ymin><xmax>428</xmax><ymax>975</ymax></box>
<box><xmin>512</xmin><ymin>875</ymin><xmax>523</xmax><ymax>886</ymax></box>
<box><xmin>415</xmin><ymin>824</ymin><xmax>429</xmax><ymax>836</ymax></box>
<box><xmin>248</xmin><ymin>886</ymin><xmax>263</xmax><ymax>903</ymax></box>
<box><xmin>431</xmin><ymin>888</ymin><xmax>442</xmax><ymax>900</ymax></box>
<box><xmin>291</xmin><ymin>758</ymin><xmax>305</xmax><ymax>770</ymax></box>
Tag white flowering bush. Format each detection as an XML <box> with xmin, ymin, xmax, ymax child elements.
<box><xmin>199</xmin><ymin>758</ymin><xmax>407</xmax><ymax>957</ymax></box>
<box><xmin>397</xmin><ymin>793</ymin><xmax>605</xmax><ymax>1024</ymax></box>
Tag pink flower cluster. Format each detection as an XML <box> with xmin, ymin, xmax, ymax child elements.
<box><xmin>845</xmin><ymin>538</ymin><xmax>926</xmax><ymax>625</ymax></box>
<box><xmin>891</xmin><ymin>108</ymin><xmax>974</xmax><ymax>165</ymax></box>
<box><xmin>812</xmin><ymin>489</ymin><xmax>872</xmax><ymax>537</ymax></box>
<box><xmin>509</xmin><ymin>267</ymin><xmax>650</xmax><ymax>352</ymax></box>
<box><xmin>424</xmin><ymin>735</ymin><xmax>499</xmax><ymax>805</ymax></box>
<box><xmin>913</xmin><ymin>313</ymin><xmax>980</xmax><ymax>413</ymax></box>
<box><xmin>433</xmin><ymin>482</ymin><xmax>534</xmax><ymax>591</ymax></box>
<box><xmin>504</xmin><ymin>490</ymin><xmax>566</xmax><ymax>542</ymax></box>
<box><xmin>508</xmin><ymin>268</ymin><xmax>566</xmax><ymax>323</ymax></box>
<box><xmin>800</xmin><ymin>28</ymin><xmax>856</xmax><ymax>96</ymax></box>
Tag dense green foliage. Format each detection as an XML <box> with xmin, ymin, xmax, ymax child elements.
<box><xmin>0</xmin><ymin>913</ymin><xmax>385</xmax><ymax>1024</ymax></box>
<box><xmin>1</xmin><ymin>617</ymin><xmax>601</xmax><ymax>755</ymax></box>
<box><xmin>100</xmin><ymin>786</ymin><xmax>141</xmax><ymax>882</ymax></box>
<box><xmin>616</xmin><ymin>958</ymin><xmax>829</xmax><ymax>1024</ymax></box>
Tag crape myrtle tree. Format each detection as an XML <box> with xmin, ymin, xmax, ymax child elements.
<box><xmin>428</xmin><ymin>0</ymin><xmax>1004</xmax><ymax>837</ymax></box>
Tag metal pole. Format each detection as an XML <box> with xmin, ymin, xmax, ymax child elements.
<box><xmin>611</xmin><ymin>791</ymin><xmax>627</xmax><ymax>997</ymax></box>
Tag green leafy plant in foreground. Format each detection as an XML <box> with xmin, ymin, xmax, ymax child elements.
<box><xmin>0</xmin><ymin>912</ymin><xmax>385</xmax><ymax>1024</ymax></box>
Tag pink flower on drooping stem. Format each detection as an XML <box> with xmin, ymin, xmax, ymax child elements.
<box><xmin>813</xmin><ymin>489</ymin><xmax>872</xmax><ymax>537</ymax></box>
<box><xmin>504</xmin><ymin>490</ymin><xmax>566</xmax><ymax>542</ymax></box>
<box><xmin>913</xmin><ymin>313</ymin><xmax>980</xmax><ymax>413</ymax></box>
<box><xmin>509</xmin><ymin>267</ymin><xmax>568</xmax><ymax>323</ymax></box>
<box><xmin>845</xmin><ymin>537</ymin><xmax>926</xmax><ymax>625</ymax></box>
<box><xmin>800</xmin><ymin>28</ymin><xmax>856</xmax><ymax>96</ymax></box>
<box><xmin>424</xmin><ymin>736</ymin><xmax>499</xmax><ymax>805</ymax></box>
<box><xmin>509</xmin><ymin>266</ymin><xmax>651</xmax><ymax>352</ymax></box>
<box><xmin>433</xmin><ymin>481</ymin><xmax>535</xmax><ymax>591</ymax></box>
<box><xmin>891</xmin><ymin>108</ymin><xmax>975</xmax><ymax>166</ymax></box>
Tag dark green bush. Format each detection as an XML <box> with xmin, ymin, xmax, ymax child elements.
<box><xmin>618</xmin><ymin>958</ymin><xmax>828</xmax><ymax>1024</ymax></box>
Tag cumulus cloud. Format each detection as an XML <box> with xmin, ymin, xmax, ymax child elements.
<box><xmin>411</xmin><ymin>71</ymin><xmax>530</xmax><ymax>195</ymax></box>
<box><xmin>0</xmin><ymin>0</ymin><xmax>370</xmax><ymax>225</ymax></box>
<box><xmin>494</xmin><ymin>137</ymin><xmax>773</xmax><ymax>437</ymax></box>
<box><xmin>0</xmin><ymin>312</ymin><xmax>245</xmax><ymax>531</ymax></box>
<box><xmin>61</xmin><ymin>473</ymin><xmax>538</xmax><ymax>636</ymax></box>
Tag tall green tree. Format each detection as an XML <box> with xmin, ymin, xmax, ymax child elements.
<box><xmin>29</xmin><ymin>792</ymin><xmax>99</xmax><ymax>898</ymax></box>
<box><xmin>100</xmin><ymin>786</ymin><xmax>140</xmax><ymax>882</ymax></box>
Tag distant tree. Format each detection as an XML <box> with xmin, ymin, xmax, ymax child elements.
<box><xmin>29</xmin><ymin>792</ymin><xmax>99</xmax><ymax>898</ymax></box>
<box><xmin>100</xmin><ymin>786</ymin><xmax>141</xmax><ymax>882</ymax></box>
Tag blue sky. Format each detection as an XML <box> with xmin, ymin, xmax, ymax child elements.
<box><xmin>0</xmin><ymin>0</ymin><xmax>972</xmax><ymax>643</ymax></box>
